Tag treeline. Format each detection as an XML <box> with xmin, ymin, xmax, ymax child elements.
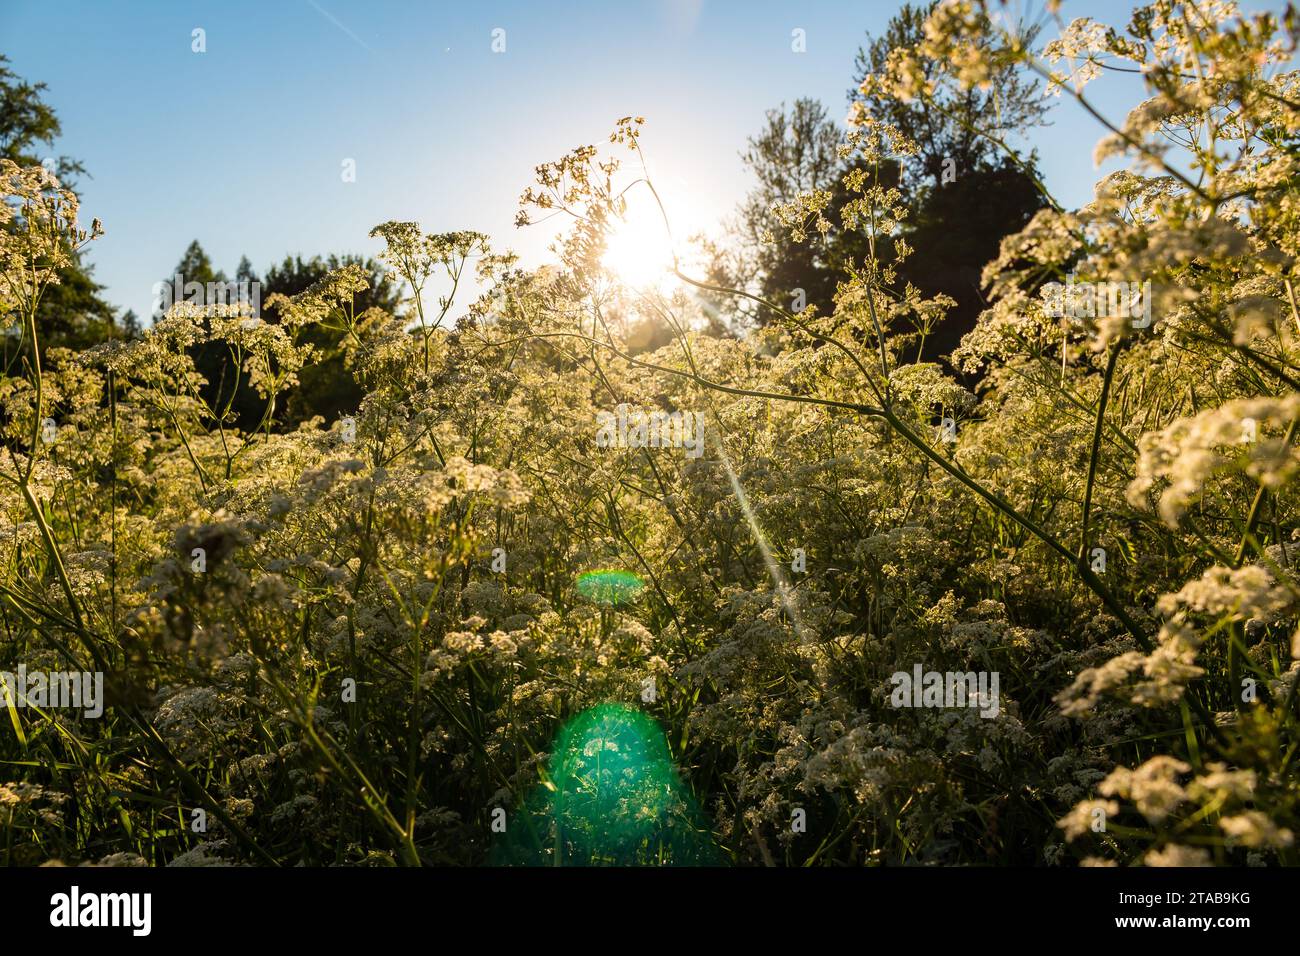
<box><xmin>0</xmin><ymin>55</ymin><xmax>400</xmax><ymax>431</ymax></box>
<box><xmin>701</xmin><ymin>2</ymin><xmax>1052</xmax><ymax>373</ymax></box>
<box><xmin>6</xmin><ymin>1</ymin><xmax>1052</xmax><ymax>424</ymax></box>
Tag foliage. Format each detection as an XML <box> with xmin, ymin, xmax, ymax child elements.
<box><xmin>716</xmin><ymin>5</ymin><xmax>1049</xmax><ymax>371</ymax></box>
<box><xmin>2</xmin><ymin>1</ymin><xmax>1300</xmax><ymax>869</ymax></box>
<box><xmin>0</xmin><ymin>55</ymin><xmax>116</xmax><ymax>351</ymax></box>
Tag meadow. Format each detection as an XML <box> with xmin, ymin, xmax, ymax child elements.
<box><xmin>2</xmin><ymin>0</ymin><xmax>1300</xmax><ymax>867</ymax></box>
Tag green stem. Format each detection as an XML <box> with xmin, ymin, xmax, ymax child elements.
<box><xmin>1079</xmin><ymin>344</ymin><xmax>1122</xmax><ymax>565</ymax></box>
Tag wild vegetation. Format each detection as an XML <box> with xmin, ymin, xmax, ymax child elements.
<box><xmin>3</xmin><ymin>0</ymin><xmax>1300</xmax><ymax>866</ymax></box>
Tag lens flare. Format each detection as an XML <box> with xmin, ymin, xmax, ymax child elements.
<box><xmin>491</xmin><ymin>702</ymin><xmax>721</xmax><ymax>866</ymax></box>
<box><xmin>576</xmin><ymin>569</ymin><xmax>646</xmax><ymax>606</ymax></box>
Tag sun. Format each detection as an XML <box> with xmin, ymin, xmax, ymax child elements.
<box><xmin>600</xmin><ymin>199</ymin><xmax>679</xmax><ymax>292</ymax></box>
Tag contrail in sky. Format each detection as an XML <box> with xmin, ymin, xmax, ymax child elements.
<box><xmin>306</xmin><ymin>0</ymin><xmax>375</xmax><ymax>54</ymax></box>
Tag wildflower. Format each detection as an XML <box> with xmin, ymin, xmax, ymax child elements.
<box><xmin>1145</xmin><ymin>844</ymin><xmax>1211</xmax><ymax>867</ymax></box>
<box><xmin>1099</xmin><ymin>756</ymin><xmax>1190</xmax><ymax>823</ymax></box>
<box><xmin>1128</xmin><ymin>395</ymin><xmax>1300</xmax><ymax>526</ymax></box>
<box><xmin>1219</xmin><ymin>812</ymin><xmax>1294</xmax><ymax>849</ymax></box>
<box><xmin>1057</xmin><ymin>799</ymin><xmax>1118</xmax><ymax>841</ymax></box>
<box><xmin>1188</xmin><ymin>764</ymin><xmax>1256</xmax><ymax>803</ymax></box>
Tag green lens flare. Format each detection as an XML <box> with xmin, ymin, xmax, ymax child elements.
<box><xmin>575</xmin><ymin>569</ymin><xmax>645</xmax><ymax>607</ymax></box>
<box><xmin>491</xmin><ymin>702</ymin><xmax>721</xmax><ymax>866</ymax></box>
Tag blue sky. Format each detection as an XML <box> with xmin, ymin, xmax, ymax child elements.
<box><xmin>0</xmin><ymin>0</ymin><xmax>1284</xmax><ymax>318</ymax></box>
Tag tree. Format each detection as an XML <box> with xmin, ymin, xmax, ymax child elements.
<box><xmin>0</xmin><ymin>55</ymin><xmax>117</xmax><ymax>349</ymax></box>
<box><xmin>849</xmin><ymin>2</ymin><xmax>1048</xmax><ymax>184</ymax></box>
<box><xmin>119</xmin><ymin>309</ymin><xmax>142</xmax><ymax>339</ymax></box>
<box><xmin>159</xmin><ymin>241</ymin><xmax>243</xmax><ymax>427</ymax></box>
<box><xmin>738</xmin><ymin>99</ymin><xmax>843</xmax><ymax>312</ymax></box>
<box><xmin>261</xmin><ymin>253</ymin><xmax>401</xmax><ymax>426</ymax></box>
<box><xmin>166</xmin><ymin>240</ymin><xmax>227</xmax><ymax>291</ymax></box>
<box><xmin>895</xmin><ymin>158</ymin><xmax>1046</xmax><ymax>364</ymax></box>
<box><xmin>715</xmin><ymin>98</ymin><xmax>887</xmax><ymax>325</ymax></box>
<box><xmin>0</xmin><ymin>54</ymin><xmax>83</xmax><ymax>182</ymax></box>
<box><xmin>723</xmin><ymin>2</ymin><xmax>1054</xmax><ymax>350</ymax></box>
<box><xmin>162</xmin><ymin>243</ymin><xmax>402</xmax><ymax>431</ymax></box>
<box><xmin>848</xmin><ymin>2</ymin><xmax>1052</xmax><ymax>369</ymax></box>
